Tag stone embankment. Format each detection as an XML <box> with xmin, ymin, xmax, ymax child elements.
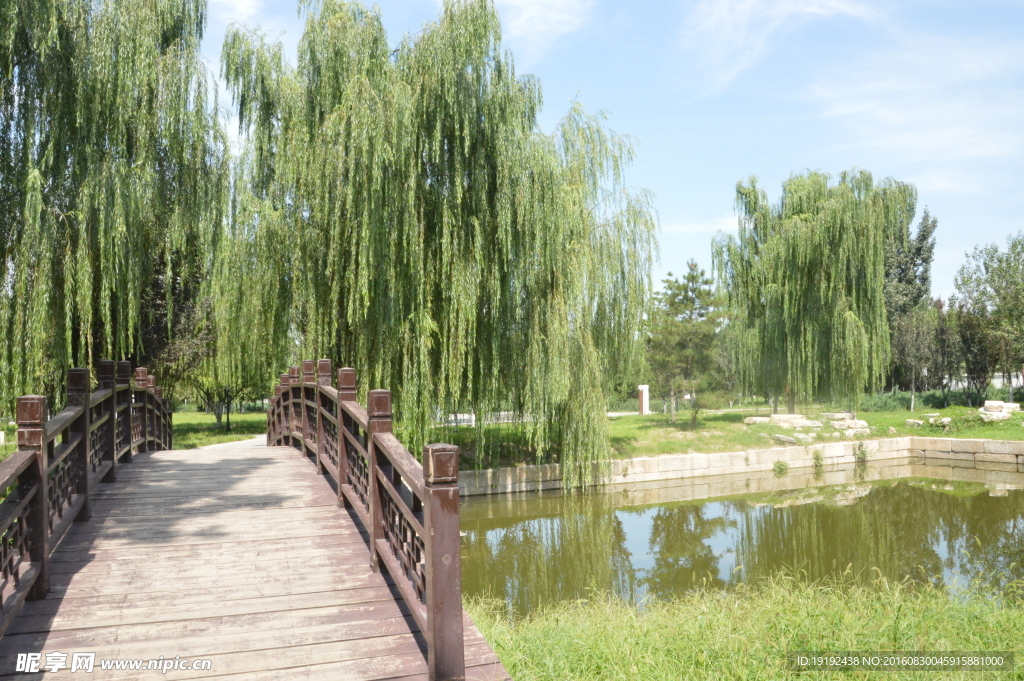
<box><xmin>458</xmin><ymin>436</ymin><xmax>1024</xmax><ymax>496</ymax></box>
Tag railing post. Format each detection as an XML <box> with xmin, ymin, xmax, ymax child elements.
<box><xmin>302</xmin><ymin>360</ymin><xmax>317</xmax><ymax>471</ymax></box>
<box><xmin>288</xmin><ymin>366</ymin><xmax>301</xmax><ymax>448</ymax></box>
<box><xmin>423</xmin><ymin>443</ymin><xmax>465</xmax><ymax>681</ymax></box>
<box><xmin>99</xmin><ymin>360</ymin><xmax>117</xmax><ymax>482</ymax></box>
<box><xmin>336</xmin><ymin>368</ymin><xmax>356</xmax><ymax>509</ymax></box>
<box><xmin>316</xmin><ymin>360</ymin><xmax>332</xmax><ymax>476</ymax></box>
<box><xmin>67</xmin><ymin>368</ymin><xmax>92</xmax><ymax>522</ymax></box>
<box><xmin>154</xmin><ymin>386</ymin><xmax>165</xmax><ymax>449</ymax></box>
<box><xmin>134</xmin><ymin>368</ymin><xmax>148</xmax><ymax>456</ymax></box>
<box><xmin>117</xmin><ymin>361</ymin><xmax>132</xmax><ymax>463</ymax></box>
<box><xmin>146</xmin><ymin>376</ymin><xmax>156</xmax><ymax>451</ymax></box>
<box><xmin>271</xmin><ymin>384</ymin><xmax>282</xmax><ymax>445</ymax></box>
<box><xmin>278</xmin><ymin>373</ymin><xmax>290</xmax><ymax>446</ymax></box>
<box><xmin>17</xmin><ymin>396</ymin><xmax>49</xmax><ymax>600</ymax></box>
<box><xmin>366</xmin><ymin>389</ymin><xmax>392</xmax><ymax>573</ymax></box>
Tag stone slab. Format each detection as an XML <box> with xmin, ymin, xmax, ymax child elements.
<box><xmin>976</xmin><ymin>452</ymin><xmax>1017</xmax><ymax>465</ymax></box>
<box><xmin>949</xmin><ymin>439</ymin><xmax>987</xmax><ymax>453</ymax></box>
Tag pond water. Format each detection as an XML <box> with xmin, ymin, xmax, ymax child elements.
<box><xmin>460</xmin><ymin>457</ymin><xmax>1024</xmax><ymax>615</ymax></box>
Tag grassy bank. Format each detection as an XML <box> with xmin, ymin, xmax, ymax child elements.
<box><xmin>607</xmin><ymin>406</ymin><xmax>1024</xmax><ymax>459</ymax></box>
<box><xmin>172</xmin><ymin>412</ymin><xmax>266</xmax><ymax>449</ymax></box>
<box><xmin>432</xmin><ymin>406</ymin><xmax>1024</xmax><ymax>468</ymax></box>
<box><xmin>468</xmin><ymin>575</ymin><xmax>1024</xmax><ymax>680</ymax></box>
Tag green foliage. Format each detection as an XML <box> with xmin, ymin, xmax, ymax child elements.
<box><xmin>929</xmin><ymin>299</ymin><xmax>962</xmax><ymax>406</ymax></box>
<box><xmin>953</xmin><ymin>303</ymin><xmax>1000</xmax><ymax>407</ymax></box>
<box><xmin>772</xmin><ymin>460</ymin><xmax>789</xmax><ymax>477</ymax></box>
<box><xmin>858</xmin><ymin>391</ymin><xmax>913</xmax><ymax>412</ymax></box>
<box><xmin>468</xmin><ymin>575</ymin><xmax>1024</xmax><ymax>681</ymax></box>
<box><xmin>855</xmin><ymin>442</ymin><xmax>867</xmax><ymax>464</ymax></box>
<box><xmin>647</xmin><ymin>261</ymin><xmax>720</xmax><ymax>427</ymax></box>
<box><xmin>884</xmin><ymin>207</ymin><xmax>937</xmax><ymax>326</ymax></box>
<box><xmin>715</xmin><ymin>170</ymin><xmax>911</xmax><ymax>412</ymax></box>
<box><xmin>0</xmin><ymin>0</ymin><xmax>227</xmax><ymax>408</ymax></box>
<box><xmin>891</xmin><ymin>305</ymin><xmax>937</xmax><ymax>410</ymax></box>
<box><xmin>955</xmin><ymin>232</ymin><xmax>1024</xmax><ymax>404</ymax></box>
<box><xmin>219</xmin><ymin>0</ymin><xmax>656</xmax><ymax>483</ymax></box>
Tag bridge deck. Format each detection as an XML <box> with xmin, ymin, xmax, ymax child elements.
<box><xmin>0</xmin><ymin>438</ymin><xmax>510</xmax><ymax>680</ymax></box>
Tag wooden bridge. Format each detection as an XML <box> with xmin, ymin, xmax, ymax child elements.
<box><xmin>0</xmin><ymin>360</ymin><xmax>510</xmax><ymax>680</ymax></box>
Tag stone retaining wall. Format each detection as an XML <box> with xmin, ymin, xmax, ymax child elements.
<box><xmin>458</xmin><ymin>437</ymin><xmax>1024</xmax><ymax>496</ymax></box>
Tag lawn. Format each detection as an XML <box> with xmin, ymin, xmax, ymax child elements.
<box><xmin>468</xmin><ymin>574</ymin><xmax>1024</xmax><ymax>681</ymax></box>
<box><xmin>432</xmin><ymin>406</ymin><xmax>1024</xmax><ymax>468</ymax></box>
<box><xmin>171</xmin><ymin>412</ymin><xmax>267</xmax><ymax>449</ymax></box>
<box><xmin>607</xmin><ymin>406</ymin><xmax>1024</xmax><ymax>459</ymax></box>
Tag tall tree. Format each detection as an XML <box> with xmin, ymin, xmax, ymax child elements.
<box><xmin>891</xmin><ymin>305</ymin><xmax>936</xmax><ymax>411</ymax></box>
<box><xmin>647</xmin><ymin>261</ymin><xmax>719</xmax><ymax>427</ymax></box>
<box><xmin>955</xmin><ymin>234</ymin><xmax>1024</xmax><ymax>403</ymax></box>
<box><xmin>884</xmin><ymin>206</ymin><xmax>938</xmax><ymax>323</ymax></box>
<box><xmin>0</xmin><ymin>0</ymin><xmax>227</xmax><ymax>409</ymax></box>
<box><xmin>929</xmin><ymin>298</ymin><xmax>961</xmax><ymax>408</ymax></box>
<box><xmin>953</xmin><ymin>303</ymin><xmax>999</xmax><ymax>407</ymax></box>
<box><xmin>714</xmin><ymin>170</ymin><xmax>907</xmax><ymax>412</ymax></box>
<box><xmin>219</xmin><ymin>0</ymin><xmax>656</xmax><ymax>483</ymax></box>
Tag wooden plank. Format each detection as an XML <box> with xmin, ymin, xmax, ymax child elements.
<box><xmin>17</xmin><ymin>585</ymin><xmax>399</xmax><ymax>625</ymax></box>
<box><xmin>0</xmin><ymin>604</ymin><xmax>415</xmax><ymax>655</ymax></box>
<box><xmin>48</xmin><ymin>534</ymin><xmax>367</xmax><ymax>563</ymax></box>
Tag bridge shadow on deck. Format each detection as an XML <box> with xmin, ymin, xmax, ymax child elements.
<box><xmin>0</xmin><ymin>438</ymin><xmax>508</xmax><ymax>680</ymax></box>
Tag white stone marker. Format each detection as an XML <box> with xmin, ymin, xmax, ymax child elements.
<box><xmin>638</xmin><ymin>385</ymin><xmax>650</xmax><ymax>415</ymax></box>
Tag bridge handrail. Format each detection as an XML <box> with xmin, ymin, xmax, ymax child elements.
<box><xmin>0</xmin><ymin>361</ymin><xmax>171</xmax><ymax>638</ymax></box>
<box><xmin>267</xmin><ymin>359</ymin><xmax>465</xmax><ymax>681</ymax></box>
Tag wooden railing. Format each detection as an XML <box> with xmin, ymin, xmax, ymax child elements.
<box><xmin>267</xmin><ymin>360</ymin><xmax>465</xmax><ymax>681</ymax></box>
<box><xmin>0</xmin><ymin>362</ymin><xmax>171</xmax><ymax>637</ymax></box>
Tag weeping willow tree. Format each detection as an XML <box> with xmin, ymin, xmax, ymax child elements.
<box><xmin>713</xmin><ymin>170</ymin><xmax>914</xmax><ymax>412</ymax></box>
<box><xmin>0</xmin><ymin>0</ymin><xmax>227</xmax><ymax>408</ymax></box>
<box><xmin>219</xmin><ymin>0</ymin><xmax>656</xmax><ymax>482</ymax></box>
<box><xmin>190</xmin><ymin>151</ymin><xmax>295</xmax><ymax>427</ymax></box>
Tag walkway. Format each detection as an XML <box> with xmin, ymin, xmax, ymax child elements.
<box><xmin>0</xmin><ymin>438</ymin><xmax>510</xmax><ymax>680</ymax></box>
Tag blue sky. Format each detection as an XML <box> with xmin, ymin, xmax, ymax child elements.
<box><xmin>200</xmin><ymin>0</ymin><xmax>1024</xmax><ymax>299</ymax></box>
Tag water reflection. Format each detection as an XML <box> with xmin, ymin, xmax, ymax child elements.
<box><xmin>461</xmin><ymin>459</ymin><xmax>1024</xmax><ymax>615</ymax></box>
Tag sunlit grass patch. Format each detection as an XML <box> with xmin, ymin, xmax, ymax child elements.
<box><xmin>172</xmin><ymin>412</ymin><xmax>267</xmax><ymax>449</ymax></box>
<box><xmin>468</xmin><ymin>574</ymin><xmax>1024</xmax><ymax>681</ymax></box>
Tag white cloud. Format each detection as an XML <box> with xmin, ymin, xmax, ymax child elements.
<box><xmin>682</xmin><ymin>0</ymin><xmax>874</xmax><ymax>91</ymax></box>
<box><xmin>210</xmin><ymin>0</ymin><xmax>263</xmax><ymax>23</ymax></box>
<box><xmin>809</xmin><ymin>33</ymin><xmax>1024</xmax><ymax>166</ymax></box>
<box><xmin>661</xmin><ymin>215</ymin><xmax>737</xmax><ymax>235</ymax></box>
<box><xmin>495</xmin><ymin>0</ymin><xmax>595</xmax><ymax>63</ymax></box>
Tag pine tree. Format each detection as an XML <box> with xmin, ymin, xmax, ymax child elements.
<box><xmin>647</xmin><ymin>261</ymin><xmax>719</xmax><ymax>427</ymax></box>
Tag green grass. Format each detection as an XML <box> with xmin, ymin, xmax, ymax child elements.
<box><xmin>606</xmin><ymin>407</ymin><xmax>1024</xmax><ymax>459</ymax></box>
<box><xmin>468</xmin><ymin>575</ymin><xmax>1024</xmax><ymax>680</ymax></box>
<box><xmin>171</xmin><ymin>412</ymin><xmax>267</xmax><ymax>449</ymax></box>
<box><xmin>0</xmin><ymin>422</ymin><xmax>15</xmax><ymax>462</ymax></box>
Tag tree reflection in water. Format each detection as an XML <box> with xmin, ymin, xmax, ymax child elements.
<box><xmin>640</xmin><ymin>504</ymin><xmax>736</xmax><ymax>598</ymax></box>
<box><xmin>461</xmin><ymin>493</ymin><xmax>637</xmax><ymax>614</ymax></box>
<box><xmin>460</xmin><ymin>480</ymin><xmax>1024</xmax><ymax>616</ymax></box>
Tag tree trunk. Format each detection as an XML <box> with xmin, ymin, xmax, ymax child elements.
<box><xmin>787</xmin><ymin>390</ymin><xmax>796</xmax><ymax>415</ymax></box>
<box><xmin>910</xmin><ymin>374</ymin><xmax>916</xmax><ymax>412</ymax></box>
<box><xmin>669</xmin><ymin>388</ymin><xmax>676</xmax><ymax>423</ymax></box>
<box><xmin>213</xmin><ymin>402</ymin><xmax>223</xmax><ymax>426</ymax></box>
<box><xmin>689</xmin><ymin>393</ymin><xmax>698</xmax><ymax>430</ymax></box>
